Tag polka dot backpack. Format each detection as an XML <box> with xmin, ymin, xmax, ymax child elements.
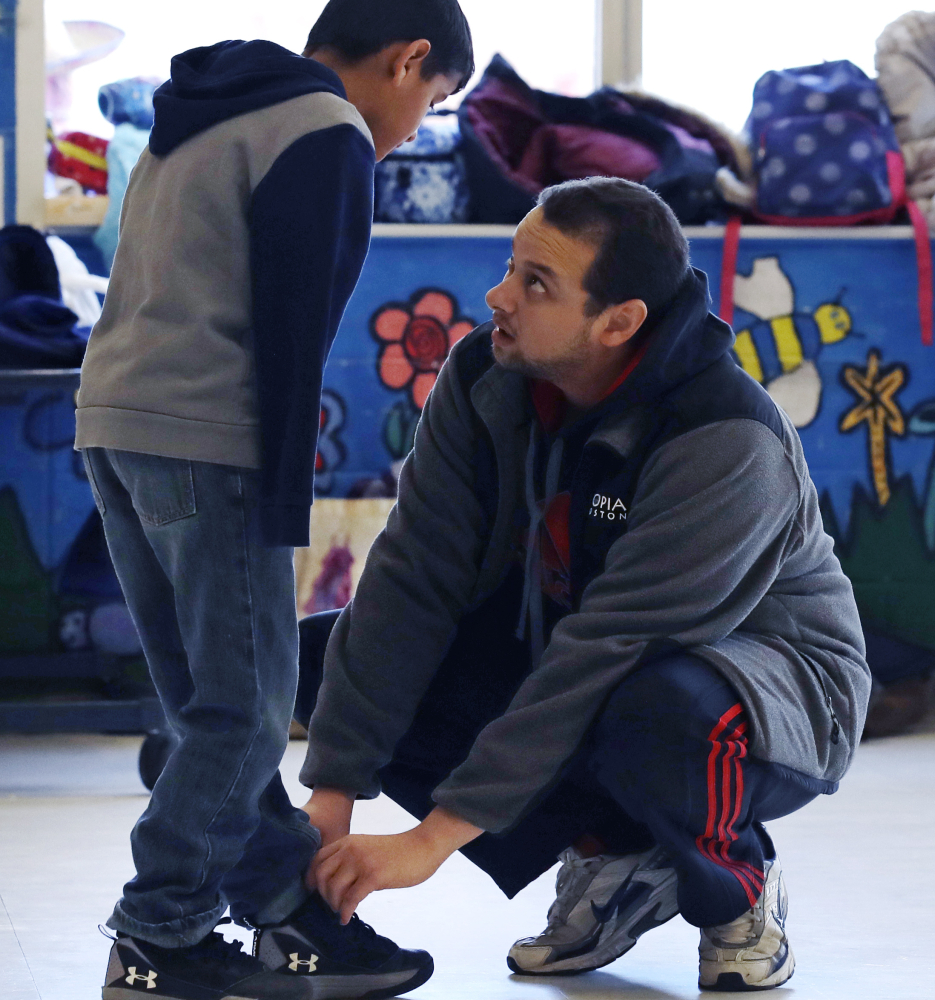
<box><xmin>721</xmin><ymin>59</ymin><xmax>933</xmax><ymax>346</ymax></box>
<box><xmin>749</xmin><ymin>59</ymin><xmax>901</xmax><ymax>223</ymax></box>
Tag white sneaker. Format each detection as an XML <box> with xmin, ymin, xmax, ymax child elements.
<box><xmin>699</xmin><ymin>857</ymin><xmax>795</xmax><ymax>991</ymax></box>
<box><xmin>507</xmin><ymin>846</ymin><xmax>678</xmax><ymax>975</ymax></box>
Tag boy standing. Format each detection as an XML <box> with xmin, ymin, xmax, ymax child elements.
<box><xmin>75</xmin><ymin>3</ymin><xmax>472</xmax><ymax>999</ymax></box>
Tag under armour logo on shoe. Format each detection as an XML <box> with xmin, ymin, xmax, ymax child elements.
<box><xmin>125</xmin><ymin>967</ymin><xmax>158</xmax><ymax>989</ymax></box>
<box><xmin>288</xmin><ymin>953</ymin><xmax>319</xmax><ymax>972</ymax></box>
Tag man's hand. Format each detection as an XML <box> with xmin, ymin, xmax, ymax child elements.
<box><xmin>302</xmin><ymin>787</ymin><xmax>355</xmax><ymax>881</ymax></box>
<box><xmin>314</xmin><ymin>806</ymin><xmax>483</xmax><ymax>924</ymax></box>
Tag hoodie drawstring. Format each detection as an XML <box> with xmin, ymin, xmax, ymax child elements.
<box><xmin>515</xmin><ymin>424</ymin><xmax>564</xmax><ymax>667</ymax></box>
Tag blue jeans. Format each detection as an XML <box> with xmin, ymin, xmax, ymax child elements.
<box><xmin>83</xmin><ymin>448</ymin><xmax>318</xmax><ymax>948</ymax></box>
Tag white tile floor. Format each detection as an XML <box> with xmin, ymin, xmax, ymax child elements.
<box><xmin>1</xmin><ymin>726</ymin><xmax>933</xmax><ymax>1000</ymax></box>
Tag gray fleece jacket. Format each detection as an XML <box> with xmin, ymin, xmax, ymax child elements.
<box><xmin>300</xmin><ymin>268</ymin><xmax>870</xmax><ymax>834</ymax></box>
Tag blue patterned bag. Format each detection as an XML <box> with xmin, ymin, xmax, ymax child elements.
<box><xmin>722</xmin><ymin>60</ymin><xmax>933</xmax><ymax>348</ymax></box>
<box><xmin>374</xmin><ymin>113</ymin><xmax>470</xmax><ymax>224</ymax></box>
<box><xmin>747</xmin><ymin>60</ymin><xmax>903</xmax><ymax>223</ymax></box>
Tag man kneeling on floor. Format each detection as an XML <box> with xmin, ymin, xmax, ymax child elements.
<box><xmin>295</xmin><ymin>176</ymin><xmax>870</xmax><ymax>992</ymax></box>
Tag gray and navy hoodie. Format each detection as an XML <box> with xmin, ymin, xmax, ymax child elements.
<box><xmin>75</xmin><ymin>40</ymin><xmax>375</xmax><ymax>545</ymax></box>
<box><xmin>301</xmin><ymin>268</ymin><xmax>870</xmax><ymax>835</ymax></box>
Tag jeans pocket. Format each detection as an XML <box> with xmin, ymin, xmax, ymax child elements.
<box><xmin>117</xmin><ymin>452</ymin><xmax>197</xmax><ymax>527</ymax></box>
<box><xmin>81</xmin><ymin>450</ymin><xmax>107</xmax><ymax>516</ymax></box>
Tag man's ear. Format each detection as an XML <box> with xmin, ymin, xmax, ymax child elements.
<box><xmin>599</xmin><ymin>299</ymin><xmax>648</xmax><ymax>348</ymax></box>
<box><xmin>391</xmin><ymin>39</ymin><xmax>432</xmax><ymax>85</ymax></box>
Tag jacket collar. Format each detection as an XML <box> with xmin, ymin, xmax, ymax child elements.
<box><xmin>470</xmin><ymin>268</ymin><xmax>732</xmax><ymax>456</ymax></box>
<box><xmin>587</xmin><ymin>266</ymin><xmax>733</xmax><ymax>417</ymax></box>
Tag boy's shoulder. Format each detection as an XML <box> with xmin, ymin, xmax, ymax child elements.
<box><xmin>137</xmin><ymin>89</ymin><xmax>374</xmax><ymax>200</ymax></box>
<box><xmin>148</xmin><ymin>40</ymin><xmax>374</xmax><ymax>164</ymax></box>
<box><xmin>231</xmin><ymin>91</ymin><xmax>374</xmax><ymax>180</ymax></box>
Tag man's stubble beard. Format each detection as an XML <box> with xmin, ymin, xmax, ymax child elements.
<box><xmin>492</xmin><ymin>320</ymin><xmax>594</xmax><ymax>384</ymax></box>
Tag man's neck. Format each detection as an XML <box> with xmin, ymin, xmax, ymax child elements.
<box><xmin>551</xmin><ymin>336</ymin><xmax>647</xmax><ymax>410</ymax></box>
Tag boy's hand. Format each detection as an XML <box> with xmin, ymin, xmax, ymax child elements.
<box><xmin>313</xmin><ymin>806</ymin><xmax>483</xmax><ymax>924</ymax></box>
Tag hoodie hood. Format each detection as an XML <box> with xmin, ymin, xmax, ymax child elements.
<box><xmin>592</xmin><ymin>266</ymin><xmax>735</xmax><ymax>419</ymax></box>
<box><xmin>526</xmin><ymin>267</ymin><xmax>735</xmax><ymax>439</ymax></box>
<box><xmin>149</xmin><ymin>40</ymin><xmax>347</xmax><ymax>156</ymax></box>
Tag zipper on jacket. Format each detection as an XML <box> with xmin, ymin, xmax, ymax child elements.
<box><xmin>803</xmin><ymin>656</ymin><xmax>841</xmax><ymax>745</ymax></box>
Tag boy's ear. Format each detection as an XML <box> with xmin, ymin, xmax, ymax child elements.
<box><xmin>391</xmin><ymin>39</ymin><xmax>432</xmax><ymax>85</ymax></box>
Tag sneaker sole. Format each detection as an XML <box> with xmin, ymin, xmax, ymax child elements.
<box><xmin>105</xmin><ymin>965</ymin><xmax>433</xmax><ymax>1000</ymax></box>
<box><xmin>507</xmin><ymin>874</ymin><xmax>680</xmax><ymax>976</ymax></box>
<box><xmin>104</xmin><ymin>992</ymin><xmax>257</xmax><ymax>1000</ymax></box>
<box><xmin>295</xmin><ymin>961</ymin><xmax>435</xmax><ymax>1000</ymax></box>
<box><xmin>699</xmin><ymin>947</ymin><xmax>795</xmax><ymax>992</ymax></box>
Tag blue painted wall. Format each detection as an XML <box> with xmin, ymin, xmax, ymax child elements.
<box><xmin>1</xmin><ymin>233</ymin><xmax>933</xmax><ymax>654</ymax></box>
<box><xmin>0</xmin><ymin>0</ymin><xmax>16</xmax><ymax>226</ymax></box>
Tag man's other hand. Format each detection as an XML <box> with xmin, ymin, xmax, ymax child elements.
<box><xmin>312</xmin><ymin>806</ymin><xmax>483</xmax><ymax>924</ymax></box>
<box><xmin>302</xmin><ymin>786</ymin><xmax>355</xmax><ymax>883</ymax></box>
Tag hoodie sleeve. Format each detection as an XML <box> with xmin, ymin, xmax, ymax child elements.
<box><xmin>431</xmin><ymin>418</ymin><xmax>805</xmax><ymax>832</ymax></box>
<box><xmin>299</xmin><ymin>337</ymin><xmax>490</xmax><ymax>796</ymax></box>
<box><xmin>249</xmin><ymin>123</ymin><xmax>374</xmax><ymax>546</ymax></box>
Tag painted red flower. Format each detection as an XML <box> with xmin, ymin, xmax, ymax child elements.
<box><xmin>372</xmin><ymin>289</ymin><xmax>475</xmax><ymax>409</ymax></box>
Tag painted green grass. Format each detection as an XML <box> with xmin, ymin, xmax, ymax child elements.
<box><xmin>824</xmin><ymin>478</ymin><xmax>935</xmax><ymax>652</ymax></box>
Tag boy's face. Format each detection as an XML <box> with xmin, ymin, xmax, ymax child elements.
<box><xmin>371</xmin><ymin>70</ymin><xmax>462</xmax><ymax>160</ymax></box>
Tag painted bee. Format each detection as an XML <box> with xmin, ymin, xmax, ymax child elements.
<box><xmin>731</xmin><ymin>256</ymin><xmax>852</xmax><ymax>427</ymax></box>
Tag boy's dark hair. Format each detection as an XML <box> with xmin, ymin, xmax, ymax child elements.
<box><xmin>538</xmin><ymin>177</ymin><xmax>690</xmax><ymax>319</ymax></box>
<box><xmin>305</xmin><ymin>0</ymin><xmax>474</xmax><ymax>93</ymax></box>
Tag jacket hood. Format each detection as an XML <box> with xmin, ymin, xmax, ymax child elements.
<box><xmin>149</xmin><ymin>40</ymin><xmax>347</xmax><ymax>156</ymax></box>
<box><xmin>598</xmin><ymin>266</ymin><xmax>734</xmax><ymax>416</ymax></box>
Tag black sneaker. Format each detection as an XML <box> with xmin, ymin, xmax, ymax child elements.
<box><xmin>103</xmin><ymin>931</ymin><xmax>307</xmax><ymax>1000</ymax></box>
<box><xmin>255</xmin><ymin>892</ymin><xmax>434</xmax><ymax>999</ymax></box>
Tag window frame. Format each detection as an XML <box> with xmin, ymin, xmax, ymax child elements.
<box><xmin>15</xmin><ymin>0</ymin><xmax>46</xmax><ymax>228</ymax></box>
<box><xmin>599</xmin><ymin>0</ymin><xmax>642</xmax><ymax>89</ymax></box>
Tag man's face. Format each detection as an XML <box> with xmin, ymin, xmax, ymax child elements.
<box><xmin>485</xmin><ymin>207</ymin><xmax>601</xmax><ymax>381</ymax></box>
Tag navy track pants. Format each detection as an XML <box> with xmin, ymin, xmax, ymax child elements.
<box><xmin>297</xmin><ymin>610</ymin><xmax>827</xmax><ymax>927</ymax></box>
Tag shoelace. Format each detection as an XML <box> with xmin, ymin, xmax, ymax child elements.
<box><xmin>184</xmin><ymin>931</ymin><xmax>251</xmax><ymax>960</ymax></box>
<box><xmin>104</xmin><ymin>922</ymin><xmax>256</xmax><ymax>969</ymax></box>
<box><xmin>344</xmin><ymin>913</ymin><xmax>379</xmax><ymax>947</ymax></box>
<box><xmin>545</xmin><ymin>853</ymin><xmax>606</xmax><ymax>930</ymax></box>
<box><xmin>307</xmin><ymin>899</ymin><xmax>383</xmax><ymax>951</ymax></box>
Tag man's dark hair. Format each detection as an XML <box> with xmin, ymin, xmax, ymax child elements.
<box><xmin>305</xmin><ymin>0</ymin><xmax>474</xmax><ymax>93</ymax></box>
<box><xmin>538</xmin><ymin>177</ymin><xmax>690</xmax><ymax>318</ymax></box>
